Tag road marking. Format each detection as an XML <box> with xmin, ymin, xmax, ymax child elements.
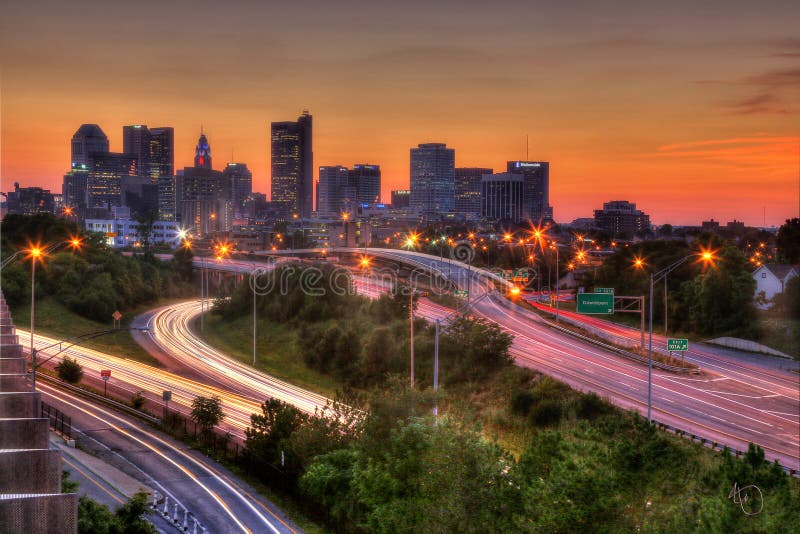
<box><xmin>62</xmin><ymin>456</ymin><xmax>126</xmax><ymax>505</ymax></box>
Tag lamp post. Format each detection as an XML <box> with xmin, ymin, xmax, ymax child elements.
<box><xmin>638</xmin><ymin>250</ymin><xmax>716</xmax><ymax>422</ymax></box>
<box><xmin>252</xmin><ymin>264</ymin><xmax>258</xmax><ymax>366</ymax></box>
<box><xmin>410</xmin><ymin>280</ymin><xmax>415</xmax><ymax>389</ymax></box>
<box><xmin>433</xmin><ymin>319</ymin><xmax>439</xmax><ymax>421</ymax></box>
<box><xmin>30</xmin><ymin>247</ymin><xmax>40</xmax><ymax>359</ymax></box>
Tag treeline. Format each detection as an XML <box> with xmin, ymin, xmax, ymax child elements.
<box><xmin>593</xmin><ymin>236</ymin><xmax>758</xmax><ymax>337</ymax></box>
<box><xmin>1</xmin><ymin>214</ymin><xmax>194</xmax><ymax>321</ymax></box>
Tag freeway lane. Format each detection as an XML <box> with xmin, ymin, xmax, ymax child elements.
<box><xmin>38</xmin><ymin>382</ymin><xmax>299</xmax><ymax>534</ymax></box>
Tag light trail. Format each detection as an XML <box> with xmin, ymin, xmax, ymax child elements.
<box><xmin>38</xmin><ymin>382</ymin><xmax>289</xmax><ymax>534</ymax></box>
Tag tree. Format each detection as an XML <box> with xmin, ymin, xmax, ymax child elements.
<box><xmin>56</xmin><ymin>357</ymin><xmax>83</xmax><ymax>384</ymax></box>
<box><xmin>173</xmin><ymin>244</ymin><xmax>194</xmax><ymax>282</ymax></box>
<box><xmin>773</xmin><ymin>275</ymin><xmax>800</xmax><ymax>319</ymax></box>
<box><xmin>190</xmin><ymin>395</ymin><xmax>223</xmax><ymax>434</ymax></box>
<box><xmin>77</xmin><ymin>491</ymin><xmax>155</xmax><ymax>534</ymax></box>
<box><xmin>776</xmin><ymin>218</ymin><xmax>800</xmax><ymax>264</ymax></box>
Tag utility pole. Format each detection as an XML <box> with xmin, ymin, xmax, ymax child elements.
<box><xmin>433</xmin><ymin>319</ymin><xmax>440</xmax><ymax>421</ymax></box>
<box><xmin>252</xmin><ymin>266</ymin><xmax>257</xmax><ymax>366</ymax></box>
<box><xmin>410</xmin><ymin>282</ymin><xmax>415</xmax><ymax>388</ymax></box>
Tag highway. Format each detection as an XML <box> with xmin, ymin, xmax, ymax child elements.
<box><xmin>38</xmin><ymin>381</ymin><xmax>300</xmax><ymax>534</ymax></box>
<box><xmin>365</xmin><ymin>249</ymin><xmax>800</xmax><ymax>471</ymax></box>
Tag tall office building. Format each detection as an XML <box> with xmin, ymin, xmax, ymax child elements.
<box><xmin>71</xmin><ymin>124</ymin><xmax>109</xmax><ymax>169</ymax></box>
<box><xmin>4</xmin><ymin>183</ymin><xmax>56</xmax><ymax>215</ymax></box>
<box><xmin>349</xmin><ymin>164</ymin><xmax>381</xmax><ymax>205</ymax></box>
<box><xmin>63</xmin><ymin>169</ymin><xmax>89</xmax><ymax>218</ymax></box>
<box><xmin>455</xmin><ymin>167</ymin><xmax>492</xmax><ymax>219</ymax></box>
<box><xmin>87</xmin><ymin>152</ymin><xmax>137</xmax><ymax>210</ymax></box>
<box><xmin>176</xmin><ymin>132</ymin><xmax>227</xmax><ymax>235</ymax></box>
<box><xmin>410</xmin><ymin>143</ymin><xmax>455</xmax><ymax>215</ymax></box>
<box><xmin>481</xmin><ymin>172</ymin><xmax>525</xmax><ymax>222</ymax></box>
<box><xmin>123</xmin><ymin>125</ymin><xmax>174</xmax><ymax>180</ymax></box>
<box><xmin>317</xmin><ymin>165</ymin><xmax>350</xmax><ymax>216</ymax></box>
<box><xmin>271</xmin><ymin>111</ymin><xmax>313</xmax><ymax>217</ymax></box>
<box><xmin>507</xmin><ymin>161</ymin><xmax>551</xmax><ymax>223</ymax></box>
<box><xmin>148</xmin><ymin>127</ymin><xmax>174</xmax><ymax>179</ymax></box>
<box><xmin>222</xmin><ymin>162</ymin><xmax>252</xmax><ymax>217</ymax></box>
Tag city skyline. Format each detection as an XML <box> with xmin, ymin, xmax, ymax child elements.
<box><xmin>1</xmin><ymin>1</ymin><xmax>799</xmax><ymax>225</ymax></box>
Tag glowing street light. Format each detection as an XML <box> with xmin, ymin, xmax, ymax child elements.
<box><xmin>359</xmin><ymin>256</ymin><xmax>371</xmax><ymax>268</ymax></box>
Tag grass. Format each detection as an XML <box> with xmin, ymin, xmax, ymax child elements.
<box><xmin>199</xmin><ymin>313</ymin><xmax>342</xmax><ymax>398</ymax></box>
<box><xmin>11</xmin><ymin>296</ymin><xmax>165</xmax><ymax>367</ymax></box>
<box><xmin>756</xmin><ymin>314</ymin><xmax>800</xmax><ymax>359</ymax></box>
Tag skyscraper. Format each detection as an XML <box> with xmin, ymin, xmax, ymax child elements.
<box><xmin>391</xmin><ymin>189</ymin><xmax>411</xmax><ymax>209</ymax></box>
<box><xmin>176</xmin><ymin>132</ymin><xmax>227</xmax><ymax>235</ymax></box>
<box><xmin>317</xmin><ymin>165</ymin><xmax>350</xmax><ymax>216</ymax></box>
<box><xmin>481</xmin><ymin>172</ymin><xmax>525</xmax><ymax>222</ymax></box>
<box><xmin>71</xmin><ymin>124</ymin><xmax>109</xmax><ymax>169</ymax></box>
<box><xmin>455</xmin><ymin>167</ymin><xmax>492</xmax><ymax>219</ymax></box>
<box><xmin>87</xmin><ymin>152</ymin><xmax>137</xmax><ymax>210</ymax></box>
<box><xmin>271</xmin><ymin>111</ymin><xmax>313</xmax><ymax>217</ymax></box>
<box><xmin>122</xmin><ymin>125</ymin><xmax>151</xmax><ymax>172</ymax></box>
<box><xmin>123</xmin><ymin>124</ymin><xmax>175</xmax><ymax>219</ymax></box>
<box><xmin>349</xmin><ymin>164</ymin><xmax>381</xmax><ymax>205</ymax></box>
<box><xmin>410</xmin><ymin>143</ymin><xmax>455</xmax><ymax>215</ymax></box>
<box><xmin>148</xmin><ymin>127</ymin><xmax>174</xmax><ymax>179</ymax></box>
<box><xmin>506</xmin><ymin>161</ymin><xmax>551</xmax><ymax>223</ymax></box>
<box><xmin>222</xmin><ymin>163</ymin><xmax>253</xmax><ymax>218</ymax></box>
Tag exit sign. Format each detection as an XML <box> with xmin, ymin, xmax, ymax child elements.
<box><xmin>668</xmin><ymin>338</ymin><xmax>689</xmax><ymax>351</ymax></box>
<box><xmin>595</xmin><ymin>287</ymin><xmax>614</xmax><ymax>294</ymax></box>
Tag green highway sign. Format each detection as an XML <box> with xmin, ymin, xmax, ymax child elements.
<box><xmin>576</xmin><ymin>293</ymin><xmax>614</xmax><ymax>314</ymax></box>
<box><xmin>668</xmin><ymin>338</ymin><xmax>689</xmax><ymax>351</ymax></box>
<box><xmin>595</xmin><ymin>287</ymin><xmax>614</xmax><ymax>294</ymax></box>
<box><xmin>454</xmin><ymin>290</ymin><xmax>469</xmax><ymax>298</ymax></box>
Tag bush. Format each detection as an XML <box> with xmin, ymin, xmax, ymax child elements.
<box><xmin>511</xmin><ymin>389</ymin><xmax>535</xmax><ymax>415</ymax></box>
<box><xmin>576</xmin><ymin>392</ymin><xmax>612</xmax><ymax>419</ymax></box>
<box><xmin>529</xmin><ymin>398</ymin><xmax>563</xmax><ymax>426</ymax></box>
<box><xmin>56</xmin><ymin>357</ymin><xmax>83</xmax><ymax>384</ymax></box>
<box><xmin>131</xmin><ymin>391</ymin><xmax>146</xmax><ymax>410</ymax></box>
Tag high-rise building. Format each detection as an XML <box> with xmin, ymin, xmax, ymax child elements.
<box><xmin>349</xmin><ymin>164</ymin><xmax>381</xmax><ymax>205</ymax></box>
<box><xmin>391</xmin><ymin>190</ymin><xmax>411</xmax><ymax>209</ymax></box>
<box><xmin>593</xmin><ymin>200</ymin><xmax>651</xmax><ymax>236</ymax></box>
<box><xmin>123</xmin><ymin>125</ymin><xmax>175</xmax><ymax>180</ymax></box>
<box><xmin>455</xmin><ymin>167</ymin><xmax>491</xmax><ymax>219</ymax></box>
<box><xmin>507</xmin><ymin>161</ymin><xmax>551</xmax><ymax>223</ymax></box>
<box><xmin>317</xmin><ymin>165</ymin><xmax>350</xmax><ymax>216</ymax></box>
<box><xmin>158</xmin><ymin>174</ymin><xmax>176</xmax><ymax>221</ymax></box>
<box><xmin>87</xmin><ymin>153</ymin><xmax>137</xmax><ymax>210</ymax></box>
<box><xmin>62</xmin><ymin>170</ymin><xmax>89</xmax><ymax>219</ymax></box>
<box><xmin>148</xmin><ymin>127</ymin><xmax>174</xmax><ymax>179</ymax></box>
<box><xmin>481</xmin><ymin>172</ymin><xmax>525</xmax><ymax>222</ymax></box>
<box><xmin>222</xmin><ymin>163</ymin><xmax>252</xmax><ymax>218</ymax></box>
<box><xmin>410</xmin><ymin>143</ymin><xmax>455</xmax><ymax>215</ymax></box>
<box><xmin>71</xmin><ymin>124</ymin><xmax>109</xmax><ymax>169</ymax></box>
<box><xmin>176</xmin><ymin>132</ymin><xmax>227</xmax><ymax>235</ymax></box>
<box><xmin>271</xmin><ymin>111</ymin><xmax>313</xmax><ymax>217</ymax></box>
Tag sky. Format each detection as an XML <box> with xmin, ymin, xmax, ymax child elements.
<box><xmin>1</xmin><ymin>0</ymin><xmax>798</xmax><ymax>226</ymax></box>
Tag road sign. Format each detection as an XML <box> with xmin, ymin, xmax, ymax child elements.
<box><xmin>454</xmin><ymin>289</ymin><xmax>469</xmax><ymax>298</ymax></box>
<box><xmin>162</xmin><ymin>390</ymin><xmax>172</xmax><ymax>402</ymax></box>
<box><xmin>100</xmin><ymin>369</ymin><xmax>111</xmax><ymax>380</ymax></box>
<box><xmin>595</xmin><ymin>287</ymin><xmax>614</xmax><ymax>294</ymax></box>
<box><xmin>668</xmin><ymin>338</ymin><xmax>689</xmax><ymax>351</ymax></box>
<box><xmin>576</xmin><ymin>293</ymin><xmax>614</xmax><ymax>314</ymax></box>
<box><xmin>112</xmin><ymin>310</ymin><xmax>122</xmax><ymax>321</ymax></box>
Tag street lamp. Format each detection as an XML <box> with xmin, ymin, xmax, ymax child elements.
<box><xmin>635</xmin><ymin>248</ymin><xmax>717</xmax><ymax>422</ymax></box>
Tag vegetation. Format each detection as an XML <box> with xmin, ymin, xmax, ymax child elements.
<box><xmin>55</xmin><ymin>356</ymin><xmax>84</xmax><ymax>383</ymax></box>
<box><xmin>1</xmin><ymin>214</ymin><xmax>194</xmax><ymax>320</ymax></box>
<box><xmin>593</xmin><ymin>236</ymin><xmax>758</xmax><ymax>338</ymax></box>
<box><xmin>190</xmin><ymin>395</ymin><xmax>224</xmax><ymax>435</ymax></box>
<box><xmin>77</xmin><ymin>491</ymin><xmax>155</xmax><ymax>534</ymax></box>
<box><xmin>776</xmin><ymin>218</ymin><xmax>800</xmax><ymax>264</ymax></box>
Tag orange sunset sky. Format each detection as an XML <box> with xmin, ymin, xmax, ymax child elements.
<box><xmin>1</xmin><ymin>0</ymin><xmax>798</xmax><ymax>226</ymax></box>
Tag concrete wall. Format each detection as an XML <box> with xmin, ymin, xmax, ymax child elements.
<box><xmin>0</xmin><ymin>419</ymin><xmax>49</xmax><ymax>449</ymax></box>
<box><xmin>0</xmin><ymin>391</ymin><xmax>41</xmax><ymax>418</ymax></box>
<box><xmin>0</xmin><ymin>450</ymin><xmax>62</xmax><ymax>493</ymax></box>
<box><xmin>0</xmin><ymin>494</ymin><xmax>78</xmax><ymax>534</ymax></box>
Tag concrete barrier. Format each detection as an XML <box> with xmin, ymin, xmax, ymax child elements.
<box><xmin>0</xmin><ymin>450</ymin><xmax>63</xmax><ymax>493</ymax></box>
<box><xmin>0</xmin><ymin>392</ymin><xmax>41</xmax><ymax>418</ymax></box>
<box><xmin>0</xmin><ymin>419</ymin><xmax>50</xmax><ymax>449</ymax></box>
<box><xmin>707</xmin><ymin>337</ymin><xmax>793</xmax><ymax>359</ymax></box>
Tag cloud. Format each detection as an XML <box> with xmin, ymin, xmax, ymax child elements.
<box><xmin>727</xmin><ymin>93</ymin><xmax>790</xmax><ymax>115</ymax></box>
<box><xmin>654</xmin><ymin>136</ymin><xmax>799</xmax><ymax>170</ymax></box>
<box><xmin>743</xmin><ymin>68</ymin><xmax>800</xmax><ymax>87</ymax></box>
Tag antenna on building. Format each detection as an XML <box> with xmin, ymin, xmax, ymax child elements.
<box><xmin>201</xmin><ymin>124</ymin><xmax>204</xmax><ymax>135</ymax></box>
<box><xmin>526</xmin><ymin>134</ymin><xmax>529</xmax><ymax>161</ymax></box>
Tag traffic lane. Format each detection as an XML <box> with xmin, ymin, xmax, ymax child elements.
<box><xmin>40</xmin><ymin>383</ymin><xmax>298</xmax><ymax>534</ymax></box>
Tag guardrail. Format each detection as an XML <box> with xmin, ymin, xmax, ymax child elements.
<box><xmin>38</xmin><ymin>373</ymin><xmax>161</xmax><ymax>425</ymax></box>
